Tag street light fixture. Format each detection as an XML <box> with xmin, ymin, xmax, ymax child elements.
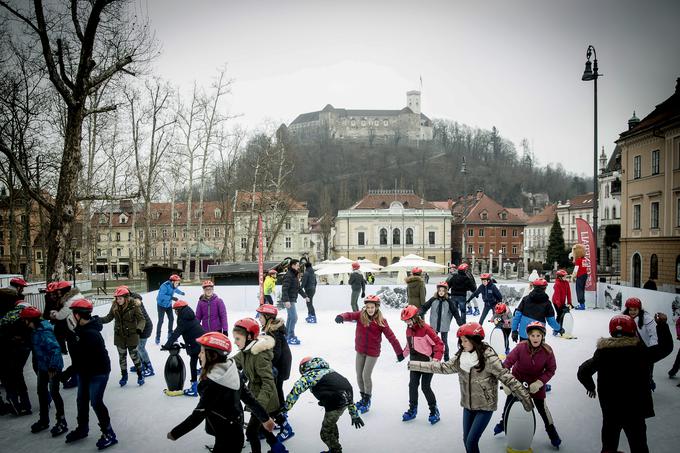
<box><xmin>461</xmin><ymin>157</ymin><xmax>468</xmax><ymax>265</ymax></box>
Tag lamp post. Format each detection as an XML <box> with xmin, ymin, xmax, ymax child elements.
<box><xmin>489</xmin><ymin>249</ymin><xmax>494</xmax><ymax>274</ymax></box>
<box><xmin>499</xmin><ymin>250</ymin><xmax>503</xmax><ymax>278</ymax></box>
<box><xmin>581</xmin><ymin>45</ymin><xmax>602</xmax><ymax>271</ymax></box>
<box><xmin>461</xmin><ymin>157</ymin><xmax>468</xmax><ymax>265</ymax></box>
<box><xmin>471</xmin><ymin>250</ymin><xmax>476</xmax><ymax>274</ymax></box>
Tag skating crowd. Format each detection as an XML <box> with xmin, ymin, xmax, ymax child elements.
<box><xmin>0</xmin><ymin>253</ymin><xmax>678</xmax><ymax>453</ymax></box>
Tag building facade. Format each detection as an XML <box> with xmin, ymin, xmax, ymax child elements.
<box><xmin>334</xmin><ymin>190</ymin><xmax>452</xmax><ymax>265</ymax></box>
<box><xmin>556</xmin><ymin>193</ymin><xmax>595</xmax><ymax>249</ymax></box>
<box><xmin>598</xmin><ymin>145</ymin><xmax>622</xmax><ymax>274</ymax></box>
<box><xmin>618</xmin><ymin>78</ymin><xmax>680</xmax><ymax>291</ymax></box>
<box><xmin>288</xmin><ymin>91</ymin><xmax>433</xmax><ymax>144</ymax></box>
<box><xmin>525</xmin><ymin>204</ymin><xmax>557</xmax><ymax>265</ymax></box>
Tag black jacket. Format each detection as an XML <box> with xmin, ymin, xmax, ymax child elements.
<box><xmin>515</xmin><ymin>290</ymin><xmax>554</xmax><ymax>321</ymax></box>
<box><xmin>577</xmin><ymin>322</ymin><xmax>672</xmax><ymax>419</ymax></box>
<box><xmin>446</xmin><ymin>272</ymin><xmax>476</xmax><ymax>297</ymax></box>
<box><xmin>267</xmin><ymin>319</ymin><xmax>292</xmax><ymax>381</ymax></box>
<box><xmin>301</xmin><ymin>268</ymin><xmax>317</xmax><ymax>293</ymax></box>
<box><xmin>139</xmin><ymin>303</ymin><xmax>153</xmax><ymax>339</ymax></box>
<box><xmin>165</xmin><ymin>306</ymin><xmax>204</xmax><ymax>355</ymax></box>
<box><xmin>348</xmin><ymin>271</ymin><xmax>365</xmax><ymax>293</ymax></box>
<box><xmin>71</xmin><ymin>317</ymin><xmax>111</xmax><ymax>377</ymax></box>
<box><xmin>311</xmin><ymin>371</ymin><xmax>354</xmax><ymax>412</ymax></box>
<box><xmin>281</xmin><ymin>268</ymin><xmax>306</xmax><ymax>303</ymax></box>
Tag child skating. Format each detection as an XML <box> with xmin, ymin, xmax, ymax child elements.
<box><xmin>551</xmin><ymin>270</ymin><xmax>573</xmax><ymax>336</ymax></box>
<box><xmin>466</xmin><ymin>273</ymin><xmax>503</xmax><ymax>325</ymax></box>
<box><xmin>420</xmin><ymin>282</ymin><xmax>461</xmax><ymax>361</ymax></box>
<box><xmin>491</xmin><ymin>302</ymin><xmax>512</xmax><ymax>355</ymax></box>
<box><xmin>163</xmin><ymin>300</ymin><xmax>205</xmax><ymax>397</ymax></box>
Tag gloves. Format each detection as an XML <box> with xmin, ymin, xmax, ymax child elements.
<box><xmin>521</xmin><ymin>398</ymin><xmax>534</xmax><ymax>412</ymax></box>
<box><xmin>528</xmin><ymin>380</ymin><xmax>543</xmax><ymax>394</ymax></box>
<box><xmin>171</xmin><ymin>297</ymin><xmax>178</xmax><ymax>301</ymax></box>
<box><xmin>396</xmin><ymin>353</ymin><xmax>405</xmax><ymax>362</ymax></box>
<box><xmin>567</xmin><ymin>304</ymin><xmax>574</xmax><ymax>310</ymax></box>
<box><xmin>351</xmin><ymin>415</ymin><xmax>365</xmax><ymax>429</ymax></box>
<box><xmin>361</xmin><ymin>292</ymin><xmax>365</xmax><ymax>298</ymax></box>
<box><xmin>559</xmin><ymin>328</ymin><xmax>565</xmax><ymax>335</ymax></box>
<box><xmin>511</xmin><ymin>331</ymin><xmax>519</xmax><ymax>343</ymax></box>
<box><xmin>335</xmin><ymin>315</ymin><xmax>344</xmax><ymax>324</ymax></box>
<box><xmin>502</xmin><ymin>385</ymin><xmax>512</xmax><ymax>396</ymax></box>
<box><xmin>586</xmin><ymin>389</ymin><xmax>597</xmax><ymax>398</ymax></box>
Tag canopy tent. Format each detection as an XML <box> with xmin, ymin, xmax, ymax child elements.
<box><xmin>382</xmin><ymin>254</ymin><xmax>447</xmax><ymax>273</ymax></box>
<box><xmin>314</xmin><ymin>256</ymin><xmax>382</xmax><ymax>277</ymax></box>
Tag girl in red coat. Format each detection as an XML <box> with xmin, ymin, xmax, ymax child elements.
<box><xmin>400</xmin><ymin>305</ymin><xmax>444</xmax><ymax>424</ymax></box>
<box><xmin>494</xmin><ymin>321</ymin><xmax>561</xmax><ymax>448</ymax></box>
<box><xmin>335</xmin><ymin>295</ymin><xmax>403</xmax><ymax>414</ymax></box>
<box><xmin>551</xmin><ymin>269</ymin><xmax>572</xmax><ymax>335</ymax></box>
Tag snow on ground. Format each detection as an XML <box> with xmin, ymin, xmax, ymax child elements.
<box><xmin>2</xmin><ymin>288</ymin><xmax>680</xmax><ymax>453</ymax></box>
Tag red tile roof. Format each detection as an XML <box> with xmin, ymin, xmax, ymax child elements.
<box><xmin>453</xmin><ymin>192</ymin><xmax>526</xmax><ymax>225</ymax></box>
<box><xmin>528</xmin><ymin>204</ymin><xmax>557</xmax><ymax>225</ymax></box>
<box><xmin>234</xmin><ymin>191</ymin><xmax>307</xmax><ymax>211</ymax></box>
<box><xmin>565</xmin><ymin>193</ymin><xmax>594</xmax><ymax>209</ymax></box>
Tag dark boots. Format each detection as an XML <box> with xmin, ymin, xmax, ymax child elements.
<box><xmin>546</xmin><ymin>424</ymin><xmax>561</xmax><ymax>448</ymax></box>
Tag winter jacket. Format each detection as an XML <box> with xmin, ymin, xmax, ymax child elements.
<box><xmin>0</xmin><ymin>287</ymin><xmax>21</xmax><ymax>318</ymax></box>
<box><xmin>301</xmin><ymin>267</ymin><xmax>317</xmax><ymax>293</ymax></box>
<box><xmin>0</xmin><ymin>303</ymin><xmax>32</xmax><ymax>359</ymax></box>
<box><xmin>234</xmin><ymin>335</ymin><xmax>279</xmax><ymax>413</ymax></box>
<box><xmin>348</xmin><ymin>270</ymin><xmax>365</xmax><ymax>293</ymax></box>
<box><xmin>339</xmin><ymin>311</ymin><xmax>403</xmax><ymax>358</ymax></box>
<box><xmin>195</xmin><ymin>293</ymin><xmax>228</xmax><ymax>333</ymax></box>
<box><xmin>492</xmin><ymin>309</ymin><xmax>513</xmax><ymax>329</ymax></box>
<box><xmin>264</xmin><ymin>318</ymin><xmax>292</xmax><ymax>381</ymax></box>
<box><xmin>156</xmin><ymin>280</ymin><xmax>185</xmax><ymax>308</ymax></box>
<box><xmin>280</xmin><ymin>268</ymin><xmax>307</xmax><ymax>303</ymax></box>
<box><xmin>420</xmin><ymin>295</ymin><xmax>461</xmax><ymax>332</ymax></box>
<box><xmin>404</xmin><ymin>322</ymin><xmax>445</xmax><ymax>362</ymax></box>
<box><xmin>446</xmin><ymin>271</ymin><xmax>476</xmax><ymax>297</ymax></box>
<box><xmin>263</xmin><ymin>275</ymin><xmax>277</xmax><ymax>296</ymax></box>
<box><xmin>467</xmin><ymin>282</ymin><xmax>503</xmax><ymax>306</ymax></box>
<box><xmin>164</xmin><ymin>306</ymin><xmax>205</xmax><ymax>355</ymax></box>
<box><xmin>551</xmin><ymin>279</ymin><xmax>572</xmax><ymax>309</ymax></box>
<box><xmin>170</xmin><ymin>359</ymin><xmax>270</xmax><ymax>440</ymax></box>
<box><xmin>53</xmin><ymin>288</ymin><xmax>85</xmax><ymax>331</ymax></box>
<box><xmin>577</xmin><ymin>322</ymin><xmax>672</xmax><ymax>419</ymax></box>
<box><xmin>676</xmin><ymin>317</ymin><xmax>680</xmax><ymax>339</ymax></box>
<box><xmin>573</xmin><ymin>257</ymin><xmax>588</xmax><ymax>277</ymax></box>
<box><xmin>31</xmin><ymin>320</ymin><xmax>64</xmax><ymax>372</ymax></box>
<box><xmin>101</xmin><ymin>299</ymin><xmax>146</xmax><ymax>348</ymax></box>
<box><xmin>71</xmin><ymin>317</ymin><xmax>111</xmax><ymax>377</ymax></box>
<box><xmin>284</xmin><ymin>357</ymin><xmax>359</xmax><ymax>417</ymax></box>
<box><xmin>511</xmin><ymin>289</ymin><xmax>561</xmax><ymax>338</ymax></box>
<box><xmin>405</xmin><ymin>276</ymin><xmax>426</xmax><ymax>308</ymax></box>
<box><xmin>503</xmin><ymin>341</ymin><xmax>556</xmax><ymax>399</ymax></box>
<box><xmin>409</xmin><ymin>346</ymin><xmax>532</xmax><ymax>412</ymax></box>
<box><xmin>138</xmin><ymin>302</ymin><xmax>153</xmax><ymax>339</ymax></box>
<box><xmin>633</xmin><ymin>310</ymin><xmax>658</xmax><ymax>347</ymax></box>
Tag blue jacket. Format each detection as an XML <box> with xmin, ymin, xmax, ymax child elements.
<box><xmin>467</xmin><ymin>283</ymin><xmax>503</xmax><ymax>306</ymax></box>
<box><xmin>157</xmin><ymin>281</ymin><xmax>185</xmax><ymax>308</ymax></box>
<box><xmin>511</xmin><ymin>289</ymin><xmax>561</xmax><ymax>338</ymax></box>
<box><xmin>31</xmin><ymin>320</ymin><xmax>64</xmax><ymax>372</ymax></box>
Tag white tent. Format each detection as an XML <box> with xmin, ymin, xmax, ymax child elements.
<box><xmin>382</xmin><ymin>254</ymin><xmax>447</xmax><ymax>272</ymax></box>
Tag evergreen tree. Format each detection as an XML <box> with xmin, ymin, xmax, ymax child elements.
<box><xmin>546</xmin><ymin>215</ymin><xmax>569</xmax><ymax>268</ymax></box>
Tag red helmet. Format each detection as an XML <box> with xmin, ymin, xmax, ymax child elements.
<box><xmin>556</xmin><ymin>270</ymin><xmax>568</xmax><ymax>278</ymax></box>
<box><xmin>113</xmin><ymin>286</ymin><xmax>130</xmax><ymax>297</ymax></box>
<box><xmin>457</xmin><ymin>322</ymin><xmax>485</xmax><ymax>339</ymax></box>
<box><xmin>458</xmin><ymin>263</ymin><xmax>469</xmax><ymax>272</ymax></box>
<box><xmin>197</xmin><ymin>332</ymin><xmax>232</xmax><ymax>355</ymax></box>
<box><xmin>172</xmin><ymin>300</ymin><xmax>189</xmax><ymax>309</ymax></box>
<box><xmin>411</xmin><ymin>267</ymin><xmax>422</xmax><ymax>275</ymax></box>
<box><xmin>449</xmin><ymin>264</ymin><xmax>458</xmax><ymax>271</ymax></box>
<box><xmin>234</xmin><ymin>318</ymin><xmax>260</xmax><ymax>338</ymax></box>
<box><xmin>299</xmin><ymin>356</ymin><xmax>313</xmax><ymax>374</ymax></box>
<box><xmin>54</xmin><ymin>281</ymin><xmax>72</xmax><ymax>291</ymax></box>
<box><xmin>400</xmin><ymin>305</ymin><xmax>419</xmax><ymax>321</ymax></box>
<box><xmin>202</xmin><ymin>280</ymin><xmax>214</xmax><ymax>288</ymax></box>
<box><xmin>70</xmin><ymin>299</ymin><xmax>94</xmax><ymax>313</ymax></box>
<box><xmin>256</xmin><ymin>304</ymin><xmax>278</xmax><ymax>317</ymax></box>
<box><xmin>169</xmin><ymin>274</ymin><xmax>181</xmax><ymax>282</ymax></box>
<box><xmin>436</xmin><ymin>281</ymin><xmax>449</xmax><ymax>289</ymax></box>
<box><xmin>363</xmin><ymin>295</ymin><xmax>381</xmax><ymax>306</ymax></box>
<box><xmin>494</xmin><ymin>303</ymin><xmax>507</xmax><ymax>314</ymax></box>
<box><xmin>609</xmin><ymin>314</ymin><xmax>637</xmax><ymax>337</ymax></box>
<box><xmin>624</xmin><ymin>297</ymin><xmax>642</xmax><ymax>310</ymax></box>
<box><xmin>532</xmin><ymin>279</ymin><xmax>548</xmax><ymax>288</ymax></box>
<box><xmin>526</xmin><ymin>321</ymin><xmax>546</xmax><ymax>336</ymax></box>
<box><xmin>46</xmin><ymin>282</ymin><xmax>58</xmax><ymax>293</ymax></box>
<box><xmin>10</xmin><ymin>277</ymin><xmax>28</xmax><ymax>287</ymax></box>
<box><xmin>352</xmin><ymin>262</ymin><xmax>360</xmax><ymax>270</ymax></box>
<box><xmin>19</xmin><ymin>306</ymin><xmax>42</xmax><ymax>319</ymax></box>
<box><xmin>480</xmin><ymin>273</ymin><xmax>491</xmax><ymax>280</ymax></box>
<box><xmin>268</xmin><ymin>269</ymin><xmax>278</xmax><ymax>275</ymax></box>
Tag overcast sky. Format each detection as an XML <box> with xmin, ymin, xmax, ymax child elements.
<box><xmin>138</xmin><ymin>0</ymin><xmax>680</xmax><ymax>175</ymax></box>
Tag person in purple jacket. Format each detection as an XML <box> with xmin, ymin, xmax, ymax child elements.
<box><xmin>195</xmin><ymin>281</ymin><xmax>228</xmax><ymax>334</ymax></box>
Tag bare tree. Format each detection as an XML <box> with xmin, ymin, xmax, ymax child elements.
<box><xmin>215</xmin><ymin>127</ymin><xmax>245</xmax><ymax>262</ymax></box>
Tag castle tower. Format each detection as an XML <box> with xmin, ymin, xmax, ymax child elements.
<box><xmin>406</xmin><ymin>90</ymin><xmax>421</xmax><ymax>114</ymax></box>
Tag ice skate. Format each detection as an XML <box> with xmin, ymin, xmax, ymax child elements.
<box><xmin>30</xmin><ymin>418</ymin><xmax>50</xmax><ymax>433</ymax></box>
<box><xmin>428</xmin><ymin>405</ymin><xmax>440</xmax><ymax>425</ymax></box>
<box><xmin>402</xmin><ymin>405</ymin><xmax>417</xmax><ymax>421</ymax></box>
<box><xmin>51</xmin><ymin>417</ymin><xmax>68</xmax><ymax>437</ymax></box>
<box><xmin>96</xmin><ymin>426</ymin><xmax>118</xmax><ymax>450</ymax></box>
<box><xmin>119</xmin><ymin>372</ymin><xmax>128</xmax><ymax>387</ymax></box>
<box><xmin>65</xmin><ymin>427</ymin><xmax>88</xmax><ymax>443</ymax></box>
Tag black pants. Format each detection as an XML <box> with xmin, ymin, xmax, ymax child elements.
<box><xmin>1</xmin><ymin>348</ymin><xmax>31</xmax><ymax>410</ymax></box>
<box><xmin>408</xmin><ymin>370</ymin><xmax>436</xmax><ymax>408</ymax></box>
<box><xmin>438</xmin><ymin>331</ymin><xmax>450</xmax><ymax>361</ymax></box>
<box><xmin>306</xmin><ymin>288</ymin><xmax>316</xmax><ymax>317</ymax></box>
<box><xmin>601</xmin><ymin>412</ymin><xmax>648</xmax><ymax>453</ymax></box>
<box><xmin>670</xmin><ymin>348</ymin><xmax>680</xmax><ymax>374</ymax></box>
<box><xmin>76</xmin><ymin>373</ymin><xmax>110</xmax><ymax>431</ymax></box>
<box><xmin>246</xmin><ymin>413</ymin><xmax>279</xmax><ymax>453</ymax></box>
<box><xmin>156</xmin><ymin>305</ymin><xmax>174</xmax><ymax>341</ymax></box>
<box><xmin>555</xmin><ymin>305</ymin><xmax>567</xmax><ymax>328</ymax></box>
<box><xmin>479</xmin><ymin>302</ymin><xmax>497</xmax><ymax>325</ymax></box>
<box><xmin>189</xmin><ymin>352</ymin><xmax>199</xmax><ymax>382</ymax></box>
<box><xmin>275</xmin><ymin>374</ymin><xmax>286</xmax><ymax>407</ymax></box>
<box><xmin>264</xmin><ymin>295</ymin><xmax>274</xmax><ymax>305</ymax></box>
<box><xmin>212</xmin><ymin>422</ymin><xmax>245</xmax><ymax>453</ymax></box>
<box><xmin>37</xmin><ymin>370</ymin><xmax>64</xmax><ymax>421</ymax></box>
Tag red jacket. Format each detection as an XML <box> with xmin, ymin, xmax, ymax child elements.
<box><xmin>339</xmin><ymin>311</ymin><xmax>403</xmax><ymax>358</ymax></box>
<box><xmin>574</xmin><ymin>257</ymin><xmax>588</xmax><ymax>277</ymax></box>
<box><xmin>551</xmin><ymin>279</ymin><xmax>572</xmax><ymax>308</ymax></box>
<box><xmin>503</xmin><ymin>341</ymin><xmax>556</xmax><ymax>399</ymax></box>
<box><xmin>404</xmin><ymin>322</ymin><xmax>444</xmax><ymax>362</ymax></box>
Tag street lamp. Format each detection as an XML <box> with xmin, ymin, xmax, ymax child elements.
<box><xmin>471</xmin><ymin>250</ymin><xmax>476</xmax><ymax>274</ymax></box>
<box><xmin>461</xmin><ymin>157</ymin><xmax>468</xmax><ymax>265</ymax></box>
<box><xmin>489</xmin><ymin>249</ymin><xmax>494</xmax><ymax>274</ymax></box>
<box><xmin>581</xmin><ymin>45</ymin><xmax>602</xmax><ymax>270</ymax></box>
<box><xmin>499</xmin><ymin>250</ymin><xmax>503</xmax><ymax>278</ymax></box>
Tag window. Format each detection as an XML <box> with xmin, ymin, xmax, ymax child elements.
<box><xmin>480</xmin><ymin>211</ymin><xmax>488</xmax><ymax>220</ymax></box>
<box><xmin>633</xmin><ymin>155</ymin><xmax>641</xmax><ymax>179</ymax></box>
<box><xmin>500</xmin><ymin>212</ymin><xmax>507</xmax><ymax>220</ymax></box>
<box><xmin>162</xmin><ymin>229</ymin><xmax>168</xmax><ymax>238</ymax></box>
<box><xmin>392</xmin><ymin>229</ymin><xmax>400</xmax><ymax>245</ymax></box>
<box><xmin>285</xmin><ymin>220</ymin><xmax>291</xmax><ymax>230</ymax></box>
<box><xmin>214</xmin><ymin>208</ymin><xmax>221</xmax><ymax>219</ymax></box>
<box><xmin>285</xmin><ymin>237</ymin><xmax>292</xmax><ymax>249</ymax></box>
<box><xmin>151</xmin><ymin>247</ymin><xmax>156</xmax><ymax>257</ymax></box>
<box><xmin>240</xmin><ymin>237</ymin><xmax>247</xmax><ymax>249</ymax></box>
<box><xmin>478</xmin><ymin>228</ymin><xmax>484</xmax><ymax>237</ymax></box>
<box><xmin>383</xmin><ymin>120</ymin><xmax>389</xmax><ymax>126</ymax></box>
<box><xmin>586</xmin><ymin>214</ymin><xmax>590</xmax><ymax>223</ymax></box>
<box><xmin>379</xmin><ymin>228</ymin><xmax>387</xmax><ymax>245</ymax></box>
<box><xmin>300</xmin><ymin>219</ymin><xmax>305</xmax><ymax>231</ymax></box>
<box><xmin>350</xmin><ymin>120</ymin><xmax>356</xmax><ymax>127</ymax></box>
<box><xmin>677</xmin><ymin>198</ymin><xmax>680</xmax><ymax>227</ymax></box>
<box><xmin>501</xmin><ymin>245</ymin><xmax>507</xmax><ymax>254</ymax></box>
<box><xmin>468</xmin><ymin>228</ymin><xmax>474</xmax><ymax>237</ymax></box>
<box><xmin>613</xmin><ymin>206</ymin><xmax>617</xmax><ymax>219</ymax></box>
<box><xmin>650</xmin><ymin>254</ymin><xmax>658</xmax><ymax>279</ymax></box>
<box><xmin>215</xmin><ymin>228</ymin><xmax>220</xmax><ymax>238</ymax></box>
<box><xmin>651</xmin><ymin>150</ymin><xmax>660</xmax><ymax>175</ymax></box>
<box><xmin>468</xmin><ymin>245</ymin><xmax>473</xmax><ymax>254</ymax></box>
<box><xmin>117</xmin><ymin>248</ymin><xmax>122</xmax><ymax>257</ymax></box>
<box><xmin>478</xmin><ymin>245</ymin><xmax>484</xmax><ymax>254</ymax></box>
<box><xmin>428</xmin><ymin>231</ymin><xmax>435</xmax><ymax>245</ymax></box>
<box><xmin>651</xmin><ymin>202</ymin><xmax>659</xmax><ymax>229</ymax></box>
<box><xmin>128</xmin><ymin>232</ymin><xmax>132</xmax><ymax>241</ymax></box>
<box><xmin>204</xmin><ymin>228</ymin><xmax>210</xmax><ymax>238</ymax></box>
<box><xmin>604</xmin><ymin>207</ymin><xmax>609</xmax><ymax>219</ymax></box>
<box><xmin>605</xmin><ymin>184</ymin><xmax>610</xmax><ymax>198</ymax></box>
<box><xmin>358</xmin><ymin>232</ymin><xmax>365</xmax><ymax>246</ymax></box>
<box><xmin>151</xmin><ymin>229</ymin><xmax>156</xmax><ymax>239</ymax></box>
<box><xmin>361</xmin><ymin>120</ymin><xmax>366</xmax><ymax>126</ymax></box>
<box><xmin>512</xmin><ymin>245</ymin><xmax>518</xmax><ymax>254</ymax></box>
<box><xmin>500</xmin><ymin>229</ymin><xmax>507</xmax><ymax>237</ymax></box>
<box><xmin>0</xmin><ymin>246</ymin><xmax>4</xmax><ymax>256</ymax></box>
<box><xmin>139</xmin><ymin>230</ymin><xmax>144</xmax><ymax>240</ymax></box>
<box><xmin>115</xmin><ymin>232</ymin><xmax>120</xmax><ymax>241</ymax></box>
<box><xmin>633</xmin><ymin>204</ymin><xmax>641</xmax><ymax>229</ymax></box>
<box><xmin>162</xmin><ymin>245</ymin><xmax>167</xmax><ymax>257</ymax></box>
<box><xmin>182</xmin><ymin>229</ymin><xmax>187</xmax><ymax>239</ymax></box>
<box><xmin>119</xmin><ymin>214</ymin><xmax>128</xmax><ymax>224</ymax></box>
<box><xmin>512</xmin><ymin>229</ymin><xmax>518</xmax><ymax>237</ymax></box>
<box><xmin>36</xmin><ymin>250</ymin><xmax>42</xmax><ymax>260</ymax></box>
<box><xmin>172</xmin><ymin>247</ymin><xmax>177</xmax><ymax>256</ymax></box>
<box><xmin>427</xmin><ymin>256</ymin><xmax>436</xmax><ymax>262</ymax></box>
<box><xmin>406</xmin><ymin>228</ymin><xmax>413</xmax><ymax>245</ymax></box>
<box><xmin>139</xmin><ymin>248</ymin><xmax>144</xmax><ymax>258</ymax></box>
<box><xmin>303</xmin><ymin>238</ymin><xmax>308</xmax><ymax>248</ymax></box>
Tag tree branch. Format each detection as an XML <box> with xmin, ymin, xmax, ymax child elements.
<box><xmin>0</xmin><ymin>1</ymin><xmax>40</xmax><ymax>33</ymax></box>
<box><xmin>84</xmin><ymin>104</ymin><xmax>117</xmax><ymax>116</ymax></box>
<box><xmin>88</xmin><ymin>55</ymin><xmax>133</xmax><ymax>92</ymax></box>
<box><xmin>0</xmin><ymin>139</ymin><xmax>54</xmax><ymax>212</ymax></box>
<box><xmin>56</xmin><ymin>39</ymin><xmax>76</xmax><ymax>90</ymax></box>
<box><xmin>70</xmin><ymin>0</ymin><xmax>84</xmax><ymax>42</ymax></box>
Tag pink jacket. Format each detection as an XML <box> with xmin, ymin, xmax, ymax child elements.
<box><xmin>404</xmin><ymin>322</ymin><xmax>444</xmax><ymax>362</ymax></box>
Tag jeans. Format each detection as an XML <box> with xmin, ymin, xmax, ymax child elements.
<box><xmin>462</xmin><ymin>408</ymin><xmax>492</xmax><ymax>453</ymax></box>
<box><xmin>306</xmin><ymin>288</ymin><xmax>316</xmax><ymax>317</ymax></box>
<box><xmin>285</xmin><ymin>302</ymin><xmax>298</xmax><ymax>338</ymax></box>
<box><xmin>76</xmin><ymin>373</ymin><xmax>110</xmax><ymax>431</ymax></box>
<box><xmin>351</xmin><ymin>290</ymin><xmax>361</xmax><ymax>312</ymax></box>
<box><xmin>500</xmin><ymin>395</ymin><xmax>553</xmax><ymax>430</ymax></box>
<box><xmin>355</xmin><ymin>353</ymin><xmax>378</xmax><ymax>395</ymax></box>
<box><xmin>37</xmin><ymin>370</ymin><xmax>64</xmax><ymax>420</ymax></box>
<box><xmin>156</xmin><ymin>305</ymin><xmax>174</xmax><ymax>341</ymax></box>
<box><xmin>576</xmin><ymin>274</ymin><xmax>587</xmax><ymax>305</ymax></box>
<box><xmin>137</xmin><ymin>338</ymin><xmax>150</xmax><ymax>364</ymax></box>
<box><xmin>601</xmin><ymin>412</ymin><xmax>648</xmax><ymax>453</ymax></box>
<box><xmin>453</xmin><ymin>296</ymin><xmax>467</xmax><ymax>324</ymax></box>
<box><xmin>408</xmin><ymin>370</ymin><xmax>436</xmax><ymax>407</ymax></box>
<box><xmin>479</xmin><ymin>302</ymin><xmax>497</xmax><ymax>325</ymax></box>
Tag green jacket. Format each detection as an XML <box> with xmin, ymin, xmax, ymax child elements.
<box><xmin>101</xmin><ymin>300</ymin><xmax>145</xmax><ymax>348</ymax></box>
<box><xmin>406</xmin><ymin>276</ymin><xmax>426</xmax><ymax>308</ymax></box>
<box><xmin>234</xmin><ymin>335</ymin><xmax>279</xmax><ymax>413</ymax></box>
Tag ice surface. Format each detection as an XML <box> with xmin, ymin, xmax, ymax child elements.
<box><xmin>2</xmin><ymin>285</ymin><xmax>679</xmax><ymax>453</ymax></box>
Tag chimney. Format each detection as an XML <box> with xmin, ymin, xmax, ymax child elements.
<box><xmin>476</xmin><ymin>190</ymin><xmax>484</xmax><ymax>200</ymax></box>
<box><xmin>447</xmin><ymin>198</ymin><xmax>453</xmax><ymax>210</ymax></box>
